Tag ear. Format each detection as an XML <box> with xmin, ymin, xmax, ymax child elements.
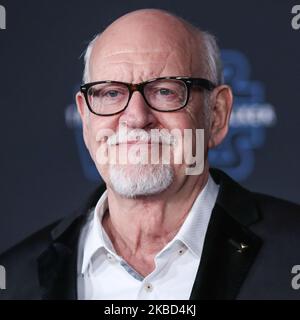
<box><xmin>76</xmin><ymin>91</ymin><xmax>90</xmax><ymax>149</ymax></box>
<box><xmin>208</xmin><ymin>85</ymin><xmax>233</xmax><ymax>149</ymax></box>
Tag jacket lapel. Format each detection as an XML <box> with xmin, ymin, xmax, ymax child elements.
<box><xmin>190</xmin><ymin>169</ymin><xmax>262</xmax><ymax>299</ymax></box>
<box><xmin>189</xmin><ymin>204</ymin><xmax>262</xmax><ymax>299</ymax></box>
<box><xmin>37</xmin><ymin>185</ymin><xmax>106</xmax><ymax>300</ymax></box>
<box><xmin>37</xmin><ymin>214</ymin><xmax>85</xmax><ymax>300</ymax></box>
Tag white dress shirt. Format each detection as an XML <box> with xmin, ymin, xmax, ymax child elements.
<box><xmin>77</xmin><ymin>175</ymin><xmax>219</xmax><ymax>300</ymax></box>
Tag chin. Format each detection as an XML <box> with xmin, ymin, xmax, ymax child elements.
<box><xmin>108</xmin><ymin>163</ymin><xmax>174</xmax><ymax>198</ymax></box>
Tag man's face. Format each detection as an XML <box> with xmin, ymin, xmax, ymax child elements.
<box><xmin>76</xmin><ymin>12</ymin><xmax>216</xmax><ymax>197</ymax></box>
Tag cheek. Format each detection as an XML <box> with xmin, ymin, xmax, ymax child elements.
<box><xmin>158</xmin><ymin>109</ymin><xmax>200</xmax><ymax>132</ymax></box>
<box><xmin>86</xmin><ymin>116</ymin><xmax>118</xmax><ymax>157</ymax></box>
<box><xmin>162</xmin><ymin>110</ymin><xmax>208</xmax><ymax>158</ymax></box>
<box><xmin>186</xmin><ymin>105</ymin><xmax>207</xmax><ymax>128</ymax></box>
<box><xmin>187</xmin><ymin>92</ymin><xmax>210</xmax><ymax>126</ymax></box>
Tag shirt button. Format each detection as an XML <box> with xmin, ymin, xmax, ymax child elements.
<box><xmin>178</xmin><ymin>247</ymin><xmax>186</xmax><ymax>255</ymax></box>
<box><xmin>106</xmin><ymin>253</ymin><xmax>115</xmax><ymax>262</ymax></box>
<box><xmin>144</xmin><ymin>283</ymin><xmax>153</xmax><ymax>292</ymax></box>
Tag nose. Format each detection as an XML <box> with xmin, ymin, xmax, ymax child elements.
<box><xmin>118</xmin><ymin>91</ymin><xmax>157</xmax><ymax>129</ymax></box>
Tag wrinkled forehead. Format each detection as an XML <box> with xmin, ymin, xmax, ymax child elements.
<box><xmin>90</xmin><ymin>48</ymin><xmax>198</xmax><ymax>82</ymax></box>
<box><xmin>88</xmin><ymin>15</ymin><xmax>204</xmax><ymax>82</ymax></box>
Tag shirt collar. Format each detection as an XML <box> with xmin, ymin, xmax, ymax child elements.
<box><xmin>81</xmin><ymin>174</ymin><xmax>219</xmax><ymax>274</ymax></box>
<box><xmin>81</xmin><ymin>190</ymin><xmax>115</xmax><ymax>274</ymax></box>
<box><xmin>172</xmin><ymin>174</ymin><xmax>219</xmax><ymax>258</ymax></box>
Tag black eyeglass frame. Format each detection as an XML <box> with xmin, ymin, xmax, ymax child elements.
<box><xmin>80</xmin><ymin>76</ymin><xmax>217</xmax><ymax>116</ymax></box>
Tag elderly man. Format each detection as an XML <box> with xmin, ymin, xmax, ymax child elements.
<box><xmin>1</xmin><ymin>9</ymin><xmax>300</xmax><ymax>300</ymax></box>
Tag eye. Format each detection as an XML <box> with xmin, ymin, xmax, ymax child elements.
<box><xmin>104</xmin><ymin>90</ymin><xmax>120</xmax><ymax>98</ymax></box>
<box><xmin>158</xmin><ymin>88</ymin><xmax>175</xmax><ymax>96</ymax></box>
<box><xmin>100</xmin><ymin>86</ymin><xmax>127</xmax><ymax>100</ymax></box>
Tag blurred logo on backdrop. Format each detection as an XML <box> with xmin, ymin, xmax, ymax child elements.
<box><xmin>65</xmin><ymin>50</ymin><xmax>277</xmax><ymax>182</ymax></box>
<box><xmin>209</xmin><ymin>50</ymin><xmax>276</xmax><ymax>180</ymax></box>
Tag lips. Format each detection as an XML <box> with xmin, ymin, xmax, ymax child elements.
<box><xmin>113</xmin><ymin>140</ymin><xmax>160</xmax><ymax>146</ymax></box>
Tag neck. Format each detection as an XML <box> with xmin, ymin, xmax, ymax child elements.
<box><xmin>102</xmin><ymin>166</ymin><xmax>210</xmax><ymax>259</ymax></box>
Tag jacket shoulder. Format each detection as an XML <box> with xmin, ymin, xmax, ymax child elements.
<box><xmin>0</xmin><ymin>220</ymin><xmax>63</xmax><ymax>300</ymax></box>
<box><xmin>252</xmin><ymin>192</ymin><xmax>300</xmax><ymax>221</ymax></box>
<box><xmin>253</xmin><ymin>192</ymin><xmax>300</xmax><ymax>210</ymax></box>
<box><xmin>237</xmin><ymin>192</ymin><xmax>300</xmax><ymax>299</ymax></box>
<box><xmin>0</xmin><ymin>183</ymin><xmax>106</xmax><ymax>265</ymax></box>
<box><xmin>0</xmin><ymin>220</ymin><xmax>61</xmax><ymax>276</ymax></box>
<box><xmin>249</xmin><ymin>192</ymin><xmax>300</xmax><ymax>241</ymax></box>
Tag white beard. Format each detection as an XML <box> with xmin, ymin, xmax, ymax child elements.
<box><xmin>109</xmin><ymin>164</ymin><xmax>174</xmax><ymax>198</ymax></box>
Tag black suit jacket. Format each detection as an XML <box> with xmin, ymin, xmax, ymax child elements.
<box><xmin>1</xmin><ymin>169</ymin><xmax>300</xmax><ymax>300</ymax></box>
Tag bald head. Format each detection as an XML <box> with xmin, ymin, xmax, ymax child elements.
<box><xmin>83</xmin><ymin>9</ymin><xmax>223</xmax><ymax>85</ymax></box>
<box><xmin>93</xmin><ymin>9</ymin><xmax>198</xmax><ymax>57</ymax></box>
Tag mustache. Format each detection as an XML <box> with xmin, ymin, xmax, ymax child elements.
<box><xmin>96</xmin><ymin>129</ymin><xmax>177</xmax><ymax>146</ymax></box>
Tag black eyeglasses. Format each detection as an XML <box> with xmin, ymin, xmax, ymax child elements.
<box><xmin>80</xmin><ymin>76</ymin><xmax>216</xmax><ymax>116</ymax></box>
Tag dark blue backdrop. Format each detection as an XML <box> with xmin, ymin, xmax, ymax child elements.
<box><xmin>0</xmin><ymin>0</ymin><xmax>299</xmax><ymax>253</ymax></box>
